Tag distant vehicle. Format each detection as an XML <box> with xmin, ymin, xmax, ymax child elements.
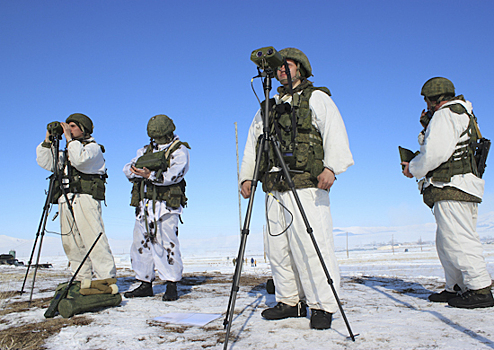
<box><xmin>0</xmin><ymin>253</ymin><xmax>24</xmax><ymax>266</ymax></box>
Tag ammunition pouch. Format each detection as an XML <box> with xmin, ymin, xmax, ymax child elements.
<box><xmin>261</xmin><ymin>171</ymin><xmax>318</xmax><ymax>193</ymax></box>
<box><xmin>51</xmin><ymin>169</ymin><xmax>107</xmax><ymax>203</ymax></box>
<box><xmin>76</xmin><ymin>173</ymin><xmax>107</xmax><ymax>201</ymax></box>
<box><xmin>130</xmin><ymin>179</ymin><xmax>187</xmax><ymax>209</ymax></box>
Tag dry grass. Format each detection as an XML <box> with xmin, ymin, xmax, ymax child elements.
<box><xmin>0</xmin><ymin>275</ymin><xmax>93</xmax><ymax>350</ymax></box>
<box><xmin>0</xmin><ymin>296</ymin><xmax>53</xmax><ymax>317</ymax></box>
<box><xmin>0</xmin><ymin>315</ymin><xmax>92</xmax><ymax>350</ymax></box>
<box><xmin>0</xmin><ymin>269</ymin><xmax>267</xmax><ymax>349</ymax></box>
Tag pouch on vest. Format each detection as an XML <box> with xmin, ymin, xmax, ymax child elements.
<box><xmin>134</xmin><ymin>149</ymin><xmax>167</xmax><ymax>171</ymax></box>
<box><xmin>474</xmin><ymin>137</ymin><xmax>491</xmax><ymax>178</ymax></box>
<box><xmin>166</xmin><ymin>182</ymin><xmax>186</xmax><ymax>208</ymax></box>
<box><xmin>130</xmin><ymin>181</ymin><xmax>141</xmax><ymax>207</ymax></box>
<box><xmin>79</xmin><ymin>174</ymin><xmax>107</xmax><ymax>201</ymax></box>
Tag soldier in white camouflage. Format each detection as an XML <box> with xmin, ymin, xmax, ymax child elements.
<box><xmin>402</xmin><ymin>77</ymin><xmax>493</xmax><ymax>308</ymax></box>
<box><xmin>36</xmin><ymin>113</ymin><xmax>117</xmax><ymax>287</ymax></box>
<box><xmin>240</xmin><ymin>48</ymin><xmax>354</xmax><ymax>329</ymax></box>
<box><xmin>123</xmin><ymin>115</ymin><xmax>190</xmax><ymax>301</ymax></box>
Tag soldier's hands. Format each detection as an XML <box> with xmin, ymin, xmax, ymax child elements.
<box><xmin>317</xmin><ymin>168</ymin><xmax>335</xmax><ymax>190</ymax></box>
<box><xmin>241</xmin><ymin>180</ymin><xmax>252</xmax><ymax>199</ymax></box>
<box><xmin>401</xmin><ymin>162</ymin><xmax>414</xmax><ymax>178</ymax></box>
<box><xmin>60</xmin><ymin>122</ymin><xmax>72</xmax><ymax>141</ymax></box>
<box><xmin>131</xmin><ymin>165</ymin><xmax>151</xmax><ymax>179</ymax></box>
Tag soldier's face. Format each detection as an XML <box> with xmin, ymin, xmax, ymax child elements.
<box><xmin>277</xmin><ymin>59</ymin><xmax>300</xmax><ymax>87</ymax></box>
<box><xmin>68</xmin><ymin>122</ymin><xmax>84</xmax><ymax>139</ymax></box>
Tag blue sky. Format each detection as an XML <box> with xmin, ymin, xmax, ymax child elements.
<box><xmin>2</xmin><ymin>0</ymin><xmax>494</xmax><ymax>245</ymax></box>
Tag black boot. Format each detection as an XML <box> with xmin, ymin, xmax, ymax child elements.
<box><xmin>428</xmin><ymin>284</ymin><xmax>460</xmax><ymax>302</ymax></box>
<box><xmin>124</xmin><ymin>281</ymin><xmax>153</xmax><ymax>298</ymax></box>
<box><xmin>162</xmin><ymin>281</ymin><xmax>178</xmax><ymax>301</ymax></box>
<box><xmin>310</xmin><ymin>309</ymin><xmax>333</xmax><ymax>330</ymax></box>
<box><xmin>428</xmin><ymin>290</ymin><xmax>458</xmax><ymax>302</ymax></box>
<box><xmin>261</xmin><ymin>301</ymin><xmax>307</xmax><ymax>320</ymax></box>
<box><xmin>448</xmin><ymin>287</ymin><xmax>494</xmax><ymax>309</ymax></box>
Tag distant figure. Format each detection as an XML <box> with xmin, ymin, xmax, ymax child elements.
<box><xmin>402</xmin><ymin>77</ymin><xmax>493</xmax><ymax>308</ymax></box>
<box><xmin>123</xmin><ymin>115</ymin><xmax>190</xmax><ymax>302</ymax></box>
<box><xmin>251</xmin><ymin>257</ymin><xmax>254</xmax><ymax>267</ymax></box>
<box><xmin>239</xmin><ymin>48</ymin><xmax>353</xmax><ymax>329</ymax></box>
<box><xmin>36</xmin><ymin>113</ymin><xmax>116</xmax><ymax>287</ymax></box>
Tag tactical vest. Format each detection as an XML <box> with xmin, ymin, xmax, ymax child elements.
<box><xmin>130</xmin><ymin>139</ymin><xmax>190</xmax><ymax>209</ymax></box>
<box><xmin>51</xmin><ymin>141</ymin><xmax>107</xmax><ymax>203</ymax></box>
<box><xmin>425</xmin><ymin>102</ymin><xmax>479</xmax><ymax>182</ymax></box>
<box><xmin>421</xmin><ymin>100</ymin><xmax>483</xmax><ymax>207</ymax></box>
<box><xmin>258</xmin><ymin>84</ymin><xmax>328</xmax><ymax>192</ymax></box>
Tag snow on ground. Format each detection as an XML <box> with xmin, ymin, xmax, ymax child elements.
<box><xmin>1</xmin><ymin>244</ymin><xmax>494</xmax><ymax>350</ymax></box>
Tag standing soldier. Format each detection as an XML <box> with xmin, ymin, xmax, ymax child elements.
<box><xmin>239</xmin><ymin>48</ymin><xmax>354</xmax><ymax>329</ymax></box>
<box><xmin>36</xmin><ymin>113</ymin><xmax>117</xmax><ymax>286</ymax></box>
<box><xmin>123</xmin><ymin>115</ymin><xmax>190</xmax><ymax>301</ymax></box>
<box><xmin>402</xmin><ymin>77</ymin><xmax>493</xmax><ymax>308</ymax></box>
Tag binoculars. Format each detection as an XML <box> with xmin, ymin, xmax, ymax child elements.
<box><xmin>250</xmin><ymin>46</ymin><xmax>284</xmax><ymax>71</ymax></box>
<box><xmin>47</xmin><ymin>121</ymin><xmax>64</xmax><ymax>136</ymax></box>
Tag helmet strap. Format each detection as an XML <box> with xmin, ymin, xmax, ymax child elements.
<box><xmin>295</xmin><ymin>62</ymin><xmax>304</xmax><ymax>81</ymax></box>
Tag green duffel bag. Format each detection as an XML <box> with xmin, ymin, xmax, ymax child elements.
<box><xmin>48</xmin><ymin>281</ymin><xmax>122</xmax><ymax>318</ymax></box>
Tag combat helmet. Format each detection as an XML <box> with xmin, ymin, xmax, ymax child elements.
<box><xmin>279</xmin><ymin>48</ymin><xmax>313</xmax><ymax>78</ymax></box>
<box><xmin>66</xmin><ymin>113</ymin><xmax>93</xmax><ymax>135</ymax></box>
<box><xmin>147</xmin><ymin>114</ymin><xmax>176</xmax><ymax>144</ymax></box>
<box><xmin>421</xmin><ymin>77</ymin><xmax>455</xmax><ymax>101</ymax></box>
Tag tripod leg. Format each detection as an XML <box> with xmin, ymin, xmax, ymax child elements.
<box><xmin>44</xmin><ymin>232</ymin><xmax>104</xmax><ymax>318</ymax></box>
<box><xmin>222</xmin><ymin>231</ymin><xmax>248</xmax><ymax>349</ymax></box>
<box><xmin>223</xmin><ymin>136</ymin><xmax>266</xmax><ymax>349</ymax></box>
<box><xmin>21</xmin><ymin>174</ymin><xmax>57</xmax><ymax>293</ymax></box>
<box><xmin>21</xmin><ymin>174</ymin><xmax>56</xmax><ymax>302</ymax></box>
<box><xmin>25</xmin><ymin>136</ymin><xmax>63</xmax><ymax>303</ymax></box>
<box><xmin>28</xmin><ymin>228</ymin><xmax>47</xmax><ymax>304</ymax></box>
<box><xmin>270</xmin><ymin>138</ymin><xmax>356</xmax><ymax>341</ymax></box>
<box><xmin>20</xmin><ymin>197</ymin><xmax>50</xmax><ymax>294</ymax></box>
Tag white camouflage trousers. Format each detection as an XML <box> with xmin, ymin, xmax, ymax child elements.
<box><xmin>434</xmin><ymin>200</ymin><xmax>492</xmax><ymax>292</ymax></box>
<box><xmin>59</xmin><ymin>194</ymin><xmax>116</xmax><ymax>281</ymax></box>
<box><xmin>130</xmin><ymin>212</ymin><xmax>183</xmax><ymax>283</ymax></box>
<box><xmin>265</xmin><ymin>187</ymin><xmax>340</xmax><ymax>313</ymax></box>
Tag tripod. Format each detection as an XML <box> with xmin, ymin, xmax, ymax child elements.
<box><xmin>222</xmin><ymin>69</ymin><xmax>356</xmax><ymax>349</ymax></box>
<box><xmin>21</xmin><ymin>131</ymin><xmax>77</xmax><ymax>304</ymax></box>
<box><xmin>20</xmin><ymin>134</ymin><xmax>63</xmax><ymax>304</ymax></box>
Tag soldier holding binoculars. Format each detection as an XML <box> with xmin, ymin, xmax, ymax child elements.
<box><xmin>36</xmin><ymin>113</ymin><xmax>116</xmax><ymax>288</ymax></box>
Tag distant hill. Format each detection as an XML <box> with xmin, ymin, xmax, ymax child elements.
<box><xmin>3</xmin><ymin>211</ymin><xmax>494</xmax><ymax>259</ymax></box>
